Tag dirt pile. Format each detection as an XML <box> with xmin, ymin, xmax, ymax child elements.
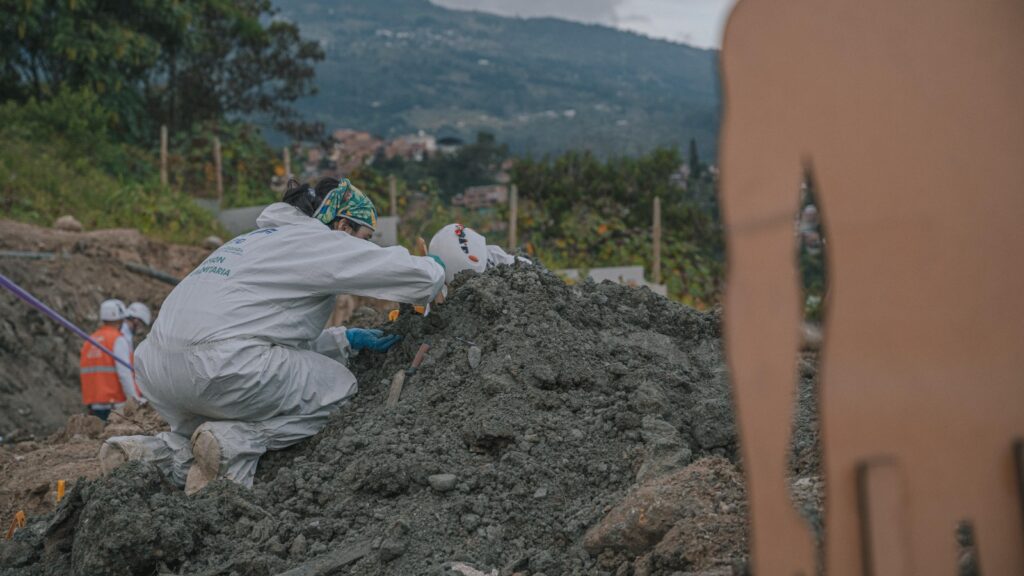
<box><xmin>0</xmin><ymin>402</ymin><xmax>169</xmax><ymax>534</ymax></box>
<box><xmin>2</xmin><ymin>263</ymin><xmax>820</xmax><ymax>575</ymax></box>
<box><xmin>0</xmin><ymin>219</ymin><xmax>208</xmax><ymax>438</ymax></box>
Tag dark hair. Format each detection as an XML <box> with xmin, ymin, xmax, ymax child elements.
<box><xmin>282</xmin><ymin>177</ymin><xmax>341</xmax><ymax>217</ymax></box>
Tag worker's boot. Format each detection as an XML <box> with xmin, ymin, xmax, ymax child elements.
<box><xmin>184</xmin><ymin>425</ymin><xmax>223</xmax><ymax>495</ymax></box>
<box><xmin>98</xmin><ymin>437</ymin><xmax>151</xmax><ymax>474</ymax></box>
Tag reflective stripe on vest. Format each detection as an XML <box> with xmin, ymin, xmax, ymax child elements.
<box><xmin>80</xmin><ymin>325</ymin><xmax>127</xmax><ymax>405</ymax></box>
<box><xmin>80</xmin><ymin>366</ymin><xmax>118</xmax><ymax>374</ymax></box>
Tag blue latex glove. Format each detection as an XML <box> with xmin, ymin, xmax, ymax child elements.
<box><xmin>346</xmin><ymin>328</ymin><xmax>401</xmax><ymax>352</ymax></box>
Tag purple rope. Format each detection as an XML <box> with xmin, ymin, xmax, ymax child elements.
<box><xmin>0</xmin><ymin>273</ymin><xmax>133</xmax><ymax>370</ymax></box>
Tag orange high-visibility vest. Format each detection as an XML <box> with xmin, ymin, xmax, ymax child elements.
<box><xmin>80</xmin><ymin>325</ymin><xmax>127</xmax><ymax>405</ymax></box>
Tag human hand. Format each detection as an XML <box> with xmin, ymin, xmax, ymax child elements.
<box><xmin>346</xmin><ymin>328</ymin><xmax>401</xmax><ymax>352</ymax></box>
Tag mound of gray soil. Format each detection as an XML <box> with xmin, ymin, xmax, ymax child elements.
<box><xmin>2</xmin><ymin>264</ymin><xmax>762</xmax><ymax>576</ymax></box>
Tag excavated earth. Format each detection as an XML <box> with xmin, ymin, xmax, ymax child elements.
<box><xmin>0</xmin><ymin>262</ymin><xmax>822</xmax><ymax>576</ymax></box>
<box><xmin>0</xmin><ymin>220</ymin><xmax>209</xmax><ymax>439</ymax></box>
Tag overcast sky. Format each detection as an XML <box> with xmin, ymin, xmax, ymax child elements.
<box><xmin>429</xmin><ymin>0</ymin><xmax>737</xmax><ymax>49</ymax></box>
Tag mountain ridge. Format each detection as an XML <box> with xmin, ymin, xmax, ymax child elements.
<box><xmin>274</xmin><ymin>0</ymin><xmax>721</xmax><ymax>157</ymax></box>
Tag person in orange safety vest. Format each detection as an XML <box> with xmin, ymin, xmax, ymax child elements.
<box><xmin>80</xmin><ymin>299</ymin><xmax>137</xmax><ymax>420</ymax></box>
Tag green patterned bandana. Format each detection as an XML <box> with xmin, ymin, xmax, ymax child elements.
<box><xmin>313</xmin><ymin>178</ymin><xmax>378</xmax><ymax>230</ymax></box>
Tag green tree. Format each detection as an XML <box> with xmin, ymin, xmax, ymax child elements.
<box><xmin>0</xmin><ymin>0</ymin><xmax>324</xmax><ymax>141</ymax></box>
<box><xmin>0</xmin><ymin>0</ymin><xmax>171</xmax><ymax>137</ymax></box>
<box><xmin>511</xmin><ymin>147</ymin><xmax>724</xmax><ymax>306</ymax></box>
<box><xmin>688</xmin><ymin>137</ymin><xmax>703</xmax><ymax>178</ymax></box>
<box><xmin>155</xmin><ymin>0</ymin><xmax>324</xmax><ymax>139</ymax></box>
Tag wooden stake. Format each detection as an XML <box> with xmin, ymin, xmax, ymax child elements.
<box><xmin>385</xmin><ymin>371</ymin><xmax>406</xmax><ymax>409</ymax></box>
<box><xmin>508</xmin><ymin>184</ymin><xmax>519</xmax><ymax>251</ymax></box>
<box><xmin>213</xmin><ymin>136</ymin><xmax>224</xmax><ymax>208</ymax></box>
<box><xmin>283</xmin><ymin>146</ymin><xmax>291</xmax><ymax>178</ymax></box>
<box><xmin>160</xmin><ymin>125</ymin><xmax>168</xmax><ymax>187</ymax></box>
<box><xmin>653</xmin><ymin>196</ymin><xmax>662</xmax><ymax>284</ymax></box>
<box><xmin>389</xmin><ymin>175</ymin><xmax>398</xmax><ymax>217</ymax></box>
<box><xmin>385</xmin><ymin>343</ymin><xmax>430</xmax><ymax>409</ymax></box>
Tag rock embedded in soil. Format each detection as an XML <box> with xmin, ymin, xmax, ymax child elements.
<box><xmin>54</xmin><ymin>215</ymin><xmax>84</xmax><ymax>232</ymax></box>
<box><xmin>583</xmin><ymin>456</ymin><xmax>747</xmax><ymax>562</ymax></box>
<box><xmin>428</xmin><ymin>473</ymin><xmax>458</xmax><ymax>492</ymax></box>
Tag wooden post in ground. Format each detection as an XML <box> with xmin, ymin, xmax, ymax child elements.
<box><xmin>213</xmin><ymin>136</ymin><xmax>224</xmax><ymax>208</ymax></box>
<box><xmin>389</xmin><ymin>175</ymin><xmax>398</xmax><ymax>217</ymax></box>
<box><xmin>653</xmin><ymin>196</ymin><xmax>662</xmax><ymax>284</ymax></box>
<box><xmin>160</xmin><ymin>125</ymin><xmax>168</xmax><ymax>186</ymax></box>
<box><xmin>283</xmin><ymin>146</ymin><xmax>291</xmax><ymax>178</ymax></box>
<box><xmin>508</xmin><ymin>184</ymin><xmax>519</xmax><ymax>251</ymax></box>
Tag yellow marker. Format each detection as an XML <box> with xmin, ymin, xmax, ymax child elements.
<box><xmin>388</xmin><ymin>309</ymin><xmax>400</xmax><ymax>322</ymax></box>
<box><xmin>56</xmin><ymin>480</ymin><xmax>66</xmax><ymax>503</ymax></box>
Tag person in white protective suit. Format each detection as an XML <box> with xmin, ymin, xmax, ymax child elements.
<box><xmin>428</xmin><ymin>223</ymin><xmax>532</xmax><ymax>284</ymax></box>
<box><xmin>119</xmin><ymin>301</ymin><xmax>152</xmax><ymax>403</ymax></box>
<box><xmin>99</xmin><ymin>177</ymin><xmax>446</xmax><ymax>493</ymax></box>
<box><xmin>123</xmin><ymin>301</ymin><xmax>152</xmax><ymax>344</ymax></box>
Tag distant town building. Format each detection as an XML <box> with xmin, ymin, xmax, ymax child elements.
<box><xmin>437</xmin><ymin>136</ymin><xmax>464</xmax><ymax>156</ymax></box>
<box><xmin>385</xmin><ymin>130</ymin><xmax>436</xmax><ymax>162</ymax></box>
<box><xmin>330</xmin><ymin>129</ymin><xmax>383</xmax><ymax>173</ymax></box>
<box><xmin>452</xmin><ymin>184</ymin><xmax>509</xmax><ymax>210</ymax></box>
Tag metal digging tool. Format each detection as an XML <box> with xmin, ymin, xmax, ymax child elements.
<box><xmin>385</xmin><ymin>343</ymin><xmax>430</xmax><ymax>409</ymax></box>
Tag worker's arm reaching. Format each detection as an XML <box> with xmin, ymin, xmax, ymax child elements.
<box><xmin>312</xmin><ymin>326</ymin><xmax>351</xmax><ymax>363</ymax></box>
<box><xmin>266</xmin><ymin>229</ymin><xmax>445</xmax><ymax>306</ymax></box>
<box><xmin>311</xmin><ymin>326</ymin><xmax>401</xmax><ymax>363</ymax></box>
<box><xmin>485</xmin><ymin>245</ymin><xmax>531</xmax><ymax>268</ymax></box>
<box><xmin>252</xmin><ymin>181</ymin><xmax>445</xmax><ymax>306</ymax></box>
<box><xmin>112</xmin><ymin>335</ymin><xmax>142</xmax><ymax>403</ymax></box>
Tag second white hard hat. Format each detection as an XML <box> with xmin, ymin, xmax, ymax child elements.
<box><xmin>127</xmin><ymin>302</ymin><xmax>152</xmax><ymax>326</ymax></box>
<box><xmin>429</xmin><ymin>223</ymin><xmax>487</xmax><ymax>284</ymax></box>
<box><xmin>99</xmin><ymin>299</ymin><xmax>127</xmax><ymax>322</ymax></box>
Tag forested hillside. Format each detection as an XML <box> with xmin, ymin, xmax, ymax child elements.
<box><xmin>275</xmin><ymin>0</ymin><xmax>721</xmax><ymax>157</ymax></box>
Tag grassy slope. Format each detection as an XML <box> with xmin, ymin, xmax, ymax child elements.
<box><xmin>0</xmin><ymin>135</ymin><xmax>224</xmax><ymax>245</ymax></box>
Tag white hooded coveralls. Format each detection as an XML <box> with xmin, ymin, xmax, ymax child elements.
<box><xmin>118</xmin><ymin>321</ymin><xmax>145</xmax><ymax>403</ymax></box>
<box><xmin>108</xmin><ymin>203</ymin><xmax>445</xmax><ymax>487</ymax></box>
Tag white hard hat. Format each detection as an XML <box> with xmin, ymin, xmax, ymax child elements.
<box><xmin>99</xmin><ymin>299</ymin><xmax>127</xmax><ymax>322</ymax></box>
<box><xmin>429</xmin><ymin>223</ymin><xmax>487</xmax><ymax>284</ymax></box>
<box><xmin>127</xmin><ymin>302</ymin><xmax>152</xmax><ymax>326</ymax></box>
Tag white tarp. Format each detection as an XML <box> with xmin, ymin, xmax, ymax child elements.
<box><xmin>559</xmin><ymin>265</ymin><xmax>668</xmax><ymax>296</ymax></box>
